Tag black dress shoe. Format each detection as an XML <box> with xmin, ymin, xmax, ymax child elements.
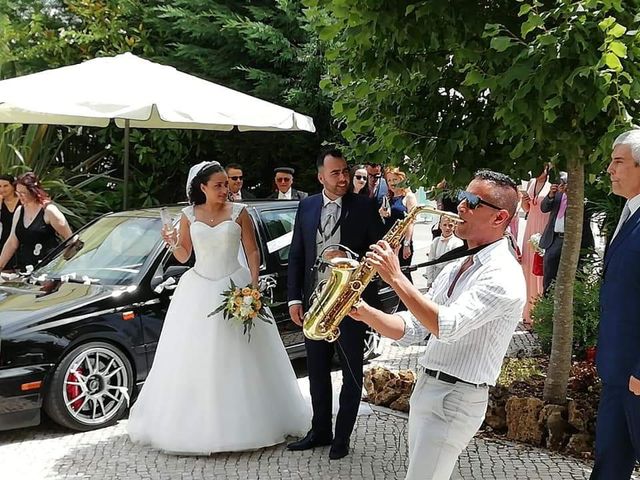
<box><xmin>329</xmin><ymin>442</ymin><xmax>349</xmax><ymax>460</ymax></box>
<box><xmin>287</xmin><ymin>431</ymin><xmax>332</xmax><ymax>451</ymax></box>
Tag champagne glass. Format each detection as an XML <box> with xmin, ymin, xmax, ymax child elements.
<box><xmin>160</xmin><ymin>207</ymin><xmax>177</xmax><ymax>248</ymax></box>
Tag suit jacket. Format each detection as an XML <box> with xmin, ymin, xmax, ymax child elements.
<box><xmin>598</xmin><ymin>207</ymin><xmax>640</xmax><ymax>385</ymax></box>
<box><xmin>228</xmin><ymin>189</ymin><xmax>255</xmax><ymax>201</ymax></box>
<box><xmin>268</xmin><ymin>188</ymin><xmax>308</xmax><ymax>200</ymax></box>
<box><xmin>287</xmin><ymin>192</ymin><xmax>384</xmax><ymax>308</ymax></box>
<box><xmin>539</xmin><ymin>194</ymin><xmax>594</xmax><ymax>250</ymax></box>
<box><xmin>360</xmin><ymin>178</ymin><xmax>389</xmax><ymax>207</ymax></box>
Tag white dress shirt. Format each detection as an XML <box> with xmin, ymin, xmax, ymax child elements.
<box><xmin>611</xmin><ymin>193</ymin><xmax>640</xmax><ymax>240</ymax></box>
<box><xmin>288</xmin><ymin>191</ymin><xmax>343</xmax><ymax>307</ymax></box>
<box><xmin>424</xmin><ymin>234</ymin><xmax>464</xmax><ymax>286</ymax></box>
<box><xmin>278</xmin><ymin>189</ymin><xmax>292</xmax><ymax>200</ymax></box>
<box><xmin>397</xmin><ymin>238</ymin><xmax>526</xmax><ymax>385</ymax></box>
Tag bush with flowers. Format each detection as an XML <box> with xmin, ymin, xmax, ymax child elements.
<box><xmin>209</xmin><ymin>279</ymin><xmax>273</xmax><ymax>341</ymax></box>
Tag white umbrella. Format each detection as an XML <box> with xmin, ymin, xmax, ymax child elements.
<box><xmin>0</xmin><ymin>53</ymin><xmax>316</xmax><ymax>207</ymax></box>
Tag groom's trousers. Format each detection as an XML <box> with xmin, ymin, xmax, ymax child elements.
<box><xmin>305</xmin><ymin>317</ymin><xmax>366</xmax><ymax>444</ymax></box>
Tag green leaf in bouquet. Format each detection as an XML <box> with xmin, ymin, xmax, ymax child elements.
<box><xmin>208</xmin><ymin>302</ymin><xmax>228</xmax><ymax>317</ymax></box>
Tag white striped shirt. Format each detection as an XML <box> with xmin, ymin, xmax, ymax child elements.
<box><xmin>396</xmin><ymin>238</ymin><xmax>526</xmax><ymax>386</ymax></box>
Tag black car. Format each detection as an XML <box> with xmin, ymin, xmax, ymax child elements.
<box><xmin>0</xmin><ymin>200</ymin><xmax>398</xmax><ymax>432</ymax></box>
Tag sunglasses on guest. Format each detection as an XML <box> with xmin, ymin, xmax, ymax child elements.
<box><xmin>276</xmin><ymin>177</ymin><xmax>292</xmax><ymax>183</ymax></box>
<box><xmin>229</xmin><ymin>175</ymin><xmax>243</xmax><ymax>181</ymax></box>
<box><xmin>354</xmin><ymin>175</ymin><xmax>367</xmax><ymax>181</ymax></box>
<box><xmin>457</xmin><ymin>190</ymin><xmax>503</xmax><ymax>211</ymax></box>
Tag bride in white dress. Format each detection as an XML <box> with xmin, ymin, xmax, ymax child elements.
<box><xmin>127</xmin><ymin>161</ymin><xmax>310</xmax><ymax>454</ymax></box>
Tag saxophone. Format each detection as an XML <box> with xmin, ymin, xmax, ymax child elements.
<box><xmin>302</xmin><ymin>206</ymin><xmax>462</xmax><ymax>342</ymax></box>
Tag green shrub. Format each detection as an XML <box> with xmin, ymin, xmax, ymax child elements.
<box><xmin>531</xmin><ymin>266</ymin><xmax>601</xmax><ymax>358</ymax></box>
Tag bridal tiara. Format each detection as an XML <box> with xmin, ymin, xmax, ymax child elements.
<box><xmin>186</xmin><ymin>161</ymin><xmax>222</xmax><ymax>198</ymax></box>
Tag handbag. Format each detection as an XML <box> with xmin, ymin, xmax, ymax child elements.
<box><xmin>532</xmin><ymin>252</ymin><xmax>544</xmax><ymax>276</ymax></box>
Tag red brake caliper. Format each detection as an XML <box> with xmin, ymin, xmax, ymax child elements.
<box><xmin>66</xmin><ymin>368</ymin><xmax>85</xmax><ymax>411</ymax></box>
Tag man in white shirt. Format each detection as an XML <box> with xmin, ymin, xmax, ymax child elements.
<box><xmin>351</xmin><ymin>170</ymin><xmax>526</xmax><ymax>480</ymax></box>
<box><xmin>424</xmin><ymin>215</ymin><xmax>464</xmax><ymax>288</ymax></box>
<box><xmin>268</xmin><ymin>167</ymin><xmax>308</xmax><ymax>200</ymax></box>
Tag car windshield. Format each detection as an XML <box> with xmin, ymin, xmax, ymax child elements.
<box><xmin>34</xmin><ymin>215</ymin><xmax>162</xmax><ymax>286</ymax></box>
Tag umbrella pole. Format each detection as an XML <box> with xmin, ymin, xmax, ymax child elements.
<box><xmin>123</xmin><ymin>119</ymin><xmax>130</xmax><ymax>210</ymax></box>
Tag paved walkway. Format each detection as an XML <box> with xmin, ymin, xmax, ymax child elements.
<box><xmin>0</xmin><ymin>223</ymin><xmax>632</xmax><ymax>480</ymax></box>
<box><xmin>0</xmin><ymin>331</ymin><xmax>609</xmax><ymax>480</ymax></box>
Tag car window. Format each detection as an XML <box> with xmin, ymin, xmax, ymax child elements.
<box><xmin>260</xmin><ymin>209</ymin><xmax>297</xmax><ymax>264</ymax></box>
<box><xmin>34</xmin><ymin>216</ymin><xmax>162</xmax><ymax>285</ymax></box>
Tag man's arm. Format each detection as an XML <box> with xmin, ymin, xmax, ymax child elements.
<box><xmin>350</xmin><ymin>302</ymin><xmax>406</xmax><ymax>340</ymax></box>
<box><xmin>540</xmin><ymin>185</ymin><xmax>559</xmax><ymax>213</ymax></box>
<box><xmin>287</xmin><ymin>203</ymin><xmax>306</xmax><ymax>303</ymax></box>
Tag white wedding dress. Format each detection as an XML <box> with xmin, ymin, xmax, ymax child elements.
<box><xmin>127</xmin><ymin>203</ymin><xmax>310</xmax><ymax>454</ymax></box>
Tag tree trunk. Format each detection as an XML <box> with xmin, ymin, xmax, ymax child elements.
<box><xmin>543</xmin><ymin>156</ymin><xmax>584</xmax><ymax>404</ymax></box>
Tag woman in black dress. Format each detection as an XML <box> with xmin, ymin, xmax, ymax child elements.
<box><xmin>0</xmin><ymin>174</ymin><xmax>20</xmax><ymax>270</ymax></box>
<box><xmin>0</xmin><ymin>172</ymin><xmax>72</xmax><ymax>271</ymax></box>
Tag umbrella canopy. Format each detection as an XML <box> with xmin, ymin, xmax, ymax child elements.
<box><xmin>0</xmin><ymin>52</ymin><xmax>315</xmax><ymax>132</ymax></box>
<box><xmin>0</xmin><ymin>53</ymin><xmax>316</xmax><ymax>206</ymax></box>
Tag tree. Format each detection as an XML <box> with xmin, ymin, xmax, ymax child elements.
<box><xmin>0</xmin><ymin>0</ymin><xmax>330</xmax><ymax>206</ymax></box>
<box><xmin>466</xmin><ymin>0</ymin><xmax>640</xmax><ymax>403</ymax></box>
<box><xmin>308</xmin><ymin>0</ymin><xmax>640</xmax><ymax>403</ymax></box>
<box><xmin>147</xmin><ymin>0</ymin><xmax>334</xmax><ymax>195</ymax></box>
<box><xmin>304</xmin><ymin>1</ymin><xmax>529</xmax><ymax>186</ymax></box>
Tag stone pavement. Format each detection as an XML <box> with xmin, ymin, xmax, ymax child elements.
<box><xmin>0</xmin><ymin>329</ymin><xmax>614</xmax><ymax>480</ymax></box>
<box><xmin>0</xmin><ymin>221</ymin><xmax>622</xmax><ymax>480</ymax></box>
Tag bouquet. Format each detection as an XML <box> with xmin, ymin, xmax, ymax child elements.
<box><xmin>528</xmin><ymin>233</ymin><xmax>545</xmax><ymax>277</ymax></box>
<box><xmin>528</xmin><ymin>233</ymin><xmax>544</xmax><ymax>255</ymax></box>
<box><xmin>208</xmin><ymin>279</ymin><xmax>273</xmax><ymax>341</ymax></box>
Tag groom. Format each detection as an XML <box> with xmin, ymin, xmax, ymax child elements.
<box><xmin>287</xmin><ymin>148</ymin><xmax>384</xmax><ymax>460</ymax></box>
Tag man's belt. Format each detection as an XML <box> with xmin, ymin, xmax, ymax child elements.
<box><xmin>421</xmin><ymin>367</ymin><xmax>487</xmax><ymax>387</ymax></box>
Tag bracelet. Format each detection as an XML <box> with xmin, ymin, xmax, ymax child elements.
<box><xmin>403</xmin><ymin>241</ymin><xmax>411</xmax><ymax>247</ymax></box>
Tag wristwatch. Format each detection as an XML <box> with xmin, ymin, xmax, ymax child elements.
<box><xmin>403</xmin><ymin>240</ymin><xmax>411</xmax><ymax>247</ymax></box>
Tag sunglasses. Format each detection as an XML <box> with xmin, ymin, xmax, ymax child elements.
<box><xmin>457</xmin><ymin>190</ymin><xmax>503</xmax><ymax>211</ymax></box>
<box><xmin>354</xmin><ymin>175</ymin><xmax>367</xmax><ymax>181</ymax></box>
<box><xmin>229</xmin><ymin>176</ymin><xmax>243</xmax><ymax>181</ymax></box>
<box><xmin>276</xmin><ymin>178</ymin><xmax>292</xmax><ymax>183</ymax></box>
<box><xmin>368</xmin><ymin>173</ymin><xmax>382</xmax><ymax>179</ymax></box>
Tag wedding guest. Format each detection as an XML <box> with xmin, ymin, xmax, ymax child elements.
<box><xmin>431</xmin><ymin>179</ymin><xmax>459</xmax><ymax>238</ymax></box>
<box><xmin>590</xmin><ymin>130</ymin><xmax>640</xmax><ymax>479</ymax></box>
<box><xmin>268</xmin><ymin>167</ymin><xmax>308</xmax><ymax>200</ymax></box>
<box><xmin>225</xmin><ymin>163</ymin><xmax>254</xmax><ymax>201</ymax></box>
<box><xmin>351</xmin><ymin>170</ymin><xmax>525</xmax><ymax>480</ymax></box>
<box><xmin>0</xmin><ymin>174</ymin><xmax>20</xmax><ymax>270</ymax></box>
<box><xmin>379</xmin><ymin>167</ymin><xmax>417</xmax><ymax>287</ymax></box>
<box><xmin>520</xmin><ymin>164</ymin><xmax>551</xmax><ymax>327</ymax></box>
<box><xmin>539</xmin><ymin>171</ymin><xmax>594</xmax><ymax>292</ymax></box>
<box><xmin>0</xmin><ymin>172</ymin><xmax>72</xmax><ymax>271</ymax></box>
<box><xmin>360</xmin><ymin>162</ymin><xmax>388</xmax><ymax>207</ymax></box>
<box><xmin>350</xmin><ymin>164</ymin><xmax>367</xmax><ymax>194</ymax></box>
<box><xmin>423</xmin><ymin>215</ymin><xmax>464</xmax><ymax>289</ymax></box>
<box><xmin>287</xmin><ymin>148</ymin><xmax>384</xmax><ymax>460</ymax></box>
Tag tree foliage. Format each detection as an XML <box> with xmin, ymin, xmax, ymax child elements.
<box><xmin>309</xmin><ymin>0</ymin><xmax>640</xmax><ymax>403</ymax></box>
<box><xmin>0</xmin><ymin>0</ymin><xmax>329</xmax><ymax>206</ymax></box>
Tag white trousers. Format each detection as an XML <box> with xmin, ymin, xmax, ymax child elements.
<box><xmin>405</xmin><ymin>374</ymin><xmax>488</xmax><ymax>480</ymax></box>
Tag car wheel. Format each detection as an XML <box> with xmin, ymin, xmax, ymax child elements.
<box><xmin>363</xmin><ymin>329</ymin><xmax>382</xmax><ymax>361</ymax></box>
<box><xmin>44</xmin><ymin>341</ymin><xmax>134</xmax><ymax>431</ymax></box>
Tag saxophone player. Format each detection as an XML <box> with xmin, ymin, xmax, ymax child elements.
<box><xmin>286</xmin><ymin>148</ymin><xmax>384</xmax><ymax>460</ymax></box>
<box><xmin>350</xmin><ymin>170</ymin><xmax>526</xmax><ymax>480</ymax></box>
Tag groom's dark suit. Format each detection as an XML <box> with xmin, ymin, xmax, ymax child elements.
<box><xmin>288</xmin><ymin>191</ymin><xmax>384</xmax><ymax>448</ymax></box>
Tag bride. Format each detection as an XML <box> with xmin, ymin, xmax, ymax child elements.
<box><xmin>127</xmin><ymin>161</ymin><xmax>310</xmax><ymax>454</ymax></box>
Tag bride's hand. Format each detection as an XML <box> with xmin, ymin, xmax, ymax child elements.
<box><xmin>161</xmin><ymin>225</ymin><xmax>179</xmax><ymax>248</ymax></box>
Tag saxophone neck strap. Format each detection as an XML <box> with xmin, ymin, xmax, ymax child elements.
<box><xmin>402</xmin><ymin>237</ymin><xmax>502</xmax><ymax>273</ymax></box>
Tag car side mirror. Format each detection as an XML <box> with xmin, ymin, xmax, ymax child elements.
<box><xmin>151</xmin><ymin>265</ymin><xmax>190</xmax><ymax>293</ymax></box>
